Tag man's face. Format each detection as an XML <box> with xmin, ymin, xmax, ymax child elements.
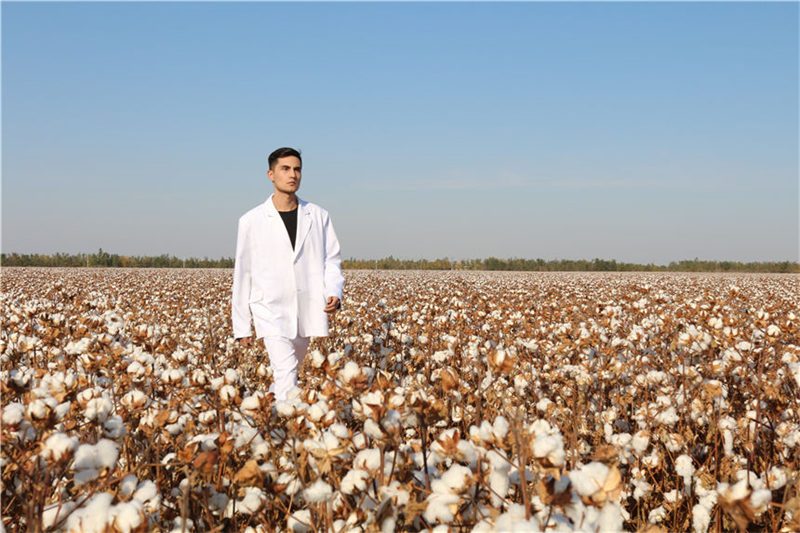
<box><xmin>268</xmin><ymin>156</ymin><xmax>302</xmax><ymax>194</ymax></box>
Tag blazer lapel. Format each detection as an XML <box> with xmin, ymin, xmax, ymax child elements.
<box><xmin>294</xmin><ymin>198</ymin><xmax>313</xmax><ymax>261</ymax></box>
<box><xmin>261</xmin><ymin>195</ymin><xmax>294</xmax><ymax>253</ymax></box>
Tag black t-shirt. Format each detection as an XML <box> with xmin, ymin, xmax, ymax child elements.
<box><xmin>278</xmin><ymin>207</ymin><xmax>298</xmax><ymax>249</ymax></box>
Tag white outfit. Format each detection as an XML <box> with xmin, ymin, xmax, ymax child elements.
<box><xmin>232</xmin><ymin>194</ymin><xmax>344</xmax><ymax>399</ymax></box>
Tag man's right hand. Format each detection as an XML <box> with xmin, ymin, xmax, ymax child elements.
<box><xmin>237</xmin><ymin>337</ymin><xmax>253</xmax><ymax>348</ymax></box>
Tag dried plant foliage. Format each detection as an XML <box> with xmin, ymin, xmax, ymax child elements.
<box><xmin>1</xmin><ymin>268</ymin><xmax>798</xmax><ymax>532</ymax></box>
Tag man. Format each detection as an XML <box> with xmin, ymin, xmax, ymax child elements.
<box><xmin>232</xmin><ymin>147</ymin><xmax>344</xmax><ymax>401</ymax></box>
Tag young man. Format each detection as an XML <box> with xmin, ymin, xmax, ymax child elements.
<box><xmin>231</xmin><ymin>147</ymin><xmax>344</xmax><ymax>401</ymax></box>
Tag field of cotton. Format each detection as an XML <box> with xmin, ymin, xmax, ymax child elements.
<box><xmin>1</xmin><ymin>268</ymin><xmax>799</xmax><ymax>532</ymax></box>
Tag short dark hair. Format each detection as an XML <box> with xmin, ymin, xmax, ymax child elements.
<box><xmin>268</xmin><ymin>147</ymin><xmax>302</xmax><ymax>170</ymax></box>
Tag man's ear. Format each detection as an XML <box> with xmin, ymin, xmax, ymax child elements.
<box><xmin>267</xmin><ymin>169</ymin><xmax>274</xmax><ymax>182</ymax></box>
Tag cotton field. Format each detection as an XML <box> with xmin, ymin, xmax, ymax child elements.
<box><xmin>1</xmin><ymin>267</ymin><xmax>799</xmax><ymax>532</ymax></box>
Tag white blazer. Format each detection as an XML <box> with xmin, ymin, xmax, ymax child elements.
<box><xmin>232</xmin><ymin>195</ymin><xmax>344</xmax><ymax>339</ymax></box>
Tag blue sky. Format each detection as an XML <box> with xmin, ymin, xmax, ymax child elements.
<box><xmin>2</xmin><ymin>1</ymin><xmax>798</xmax><ymax>264</ymax></box>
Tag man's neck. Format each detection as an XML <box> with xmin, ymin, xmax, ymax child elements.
<box><xmin>272</xmin><ymin>191</ymin><xmax>298</xmax><ymax>212</ymax></box>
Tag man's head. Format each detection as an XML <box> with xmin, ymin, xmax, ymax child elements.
<box><xmin>268</xmin><ymin>147</ymin><xmax>302</xmax><ymax>171</ymax></box>
<box><xmin>267</xmin><ymin>147</ymin><xmax>302</xmax><ymax>195</ymax></box>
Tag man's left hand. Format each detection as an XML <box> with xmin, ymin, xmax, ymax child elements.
<box><xmin>324</xmin><ymin>296</ymin><xmax>341</xmax><ymax>314</ymax></box>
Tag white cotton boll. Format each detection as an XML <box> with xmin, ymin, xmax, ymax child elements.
<box><xmin>532</xmin><ymin>434</ymin><xmax>565</xmax><ymax>467</ymax></box>
<box><xmin>736</xmin><ymin>341</ymin><xmax>752</xmax><ymax>352</ymax></box>
<box><xmin>750</xmin><ymin>489</ymin><xmax>771</xmax><ymax>511</ymax></box>
<box><xmin>664</xmin><ymin>489</ymin><xmax>680</xmax><ymax>503</ymax></box>
<box><xmin>727</xmin><ymin>479</ymin><xmax>750</xmax><ymax>500</ymax></box>
<box><xmin>676</xmin><ymin>454</ymin><xmax>695</xmax><ymax>490</ymax></box>
<box><xmin>648</xmin><ymin>505</ymin><xmax>667</xmax><ymax>523</ymax></box>
<box><xmin>110</xmin><ymin>500</ymin><xmax>144</xmax><ymax>533</ymax></box>
<box><xmin>42</xmin><ymin>501</ymin><xmax>76</xmax><ymax>529</ymax></box>
<box><xmin>424</xmin><ymin>492</ymin><xmax>460</xmax><ymax>524</ymax></box>
<box><xmin>303</xmin><ymin>479</ymin><xmax>333</xmax><ymax>503</ymax></box>
<box><xmin>488</xmin><ymin>469</ymin><xmax>510</xmax><ymax>507</ymax></box>
<box><xmin>307</xmin><ymin>401</ymin><xmax>329</xmax><ymax>422</ymax></box>
<box><xmin>2</xmin><ymin>403</ymin><xmax>24</xmax><ymax>425</ymax></box>
<box><xmin>340</xmin><ymin>361</ymin><xmax>361</xmax><ymax>383</ymax></box>
<box><xmin>330</xmin><ymin>422</ymin><xmax>349</xmax><ymax>440</ymax></box>
<box><xmin>224</xmin><ymin>368</ymin><xmax>240</xmax><ymax>384</ymax></box>
<box><xmin>693</xmin><ymin>503</ymin><xmax>712</xmax><ymax>533</ymax></box>
<box><xmin>219</xmin><ymin>384</ymin><xmax>237</xmax><ymax>403</ymax></box>
<box><xmin>766</xmin><ymin>466</ymin><xmax>787</xmax><ymax>489</ymax></box>
<box><xmin>536</xmin><ymin>397</ymin><xmax>553</xmax><ymax>413</ymax></box>
<box><xmin>55</xmin><ymin>402</ymin><xmax>71</xmax><ymax>421</ymax></box>
<box><xmin>327</xmin><ymin>351</ymin><xmax>343</xmax><ymax>366</ymax></box>
<box><xmin>570</xmin><ymin>462</ymin><xmax>609</xmax><ymax>497</ymax></box>
<box><xmin>84</xmin><ymin>397</ymin><xmax>113</xmax><ymax>422</ymax></box>
<box><xmin>198</xmin><ymin>410</ymin><xmax>216</xmax><ymax>425</ymax></box>
<box><xmin>161</xmin><ymin>368</ymin><xmax>184</xmax><ymax>385</ymax></box>
<box><xmin>275</xmin><ymin>399</ymin><xmax>297</xmax><ymax>417</ymax></box>
<box><xmin>364</xmin><ymin>419</ymin><xmax>385</xmax><ymax>439</ymax></box>
<box><xmin>41</xmin><ymin>432</ymin><xmax>78</xmax><ymax>462</ymax></box>
<box><xmin>120</xmin><ymin>474</ymin><xmax>139</xmax><ymax>498</ymax></box>
<box><xmin>26</xmin><ymin>399</ymin><xmax>50</xmax><ymax>420</ymax></box>
<box><xmin>241</xmin><ymin>393</ymin><xmax>263</xmax><ymax>414</ymax></box>
<box><xmin>655</xmin><ymin>406</ymin><xmax>679</xmax><ymax>427</ymax></box>
<box><xmin>632</xmin><ymin>478</ymin><xmax>652</xmax><ymax>501</ymax></box>
<box><xmin>133</xmin><ymin>480</ymin><xmax>159</xmax><ymax>510</ymax></box>
<box><xmin>354</xmin><ymin>448</ymin><xmax>382</xmax><ymax>472</ymax></box>
<box><xmin>598</xmin><ymin>501</ymin><xmax>624</xmax><ymax>531</ymax></box>
<box><xmin>341</xmin><ymin>469</ymin><xmax>369</xmax><ymax>494</ymax></box>
<box><xmin>310</xmin><ymin>350</ymin><xmax>326</xmax><ymax>368</ymax></box>
<box><xmin>288</xmin><ymin>509</ymin><xmax>312</xmax><ymax>532</ymax></box>
<box><xmin>492</xmin><ymin>416</ymin><xmax>509</xmax><ymax>440</ymax></box>
<box><xmin>238</xmin><ymin>487</ymin><xmax>266</xmax><ymax>514</ymax></box>
<box><xmin>170</xmin><ymin>518</ymin><xmax>194</xmax><ymax>533</ymax></box>
<box><xmin>104</xmin><ymin>415</ymin><xmax>127</xmax><ymax>439</ymax></box>
<box><xmin>65</xmin><ymin>492</ymin><xmax>113</xmax><ymax>533</ymax></box>
<box><xmin>276</xmin><ymin>472</ymin><xmax>302</xmax><ymax>496</ymax></box>
<box><xmin>73</xmin><ymin>439</ymin><xmax>119</xmax><ymax>472</ymax></box>
<box><xmin>441</xmin><ymin>464</ymin><xmax>472</xmax><ymax>492</ymax></box>
<box><xmin>74</xmin><ymin>468</ymin><xmax>101</xmax><ymax>486</ymax></box>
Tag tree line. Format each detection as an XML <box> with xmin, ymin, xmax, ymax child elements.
<box><xmin>1</xmin><ymin>251</ymin><xmax>797</xmax><ymax>272</ymax></box>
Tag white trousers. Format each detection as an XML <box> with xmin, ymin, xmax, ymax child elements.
<box><xmin>264</xmin><ymin>336</ymin><xmax>310</xmax><ymax>402</ymax></box>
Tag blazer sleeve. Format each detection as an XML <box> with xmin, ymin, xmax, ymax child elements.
<box><xmin>231</xmin><ymin>216</ymin><xmax>253</xmax><ymax>338</ymax></box>
<box><xmin>322</xmin><ymin>211</ymin><xmax>345</xmax><ymax>301</ymax></box>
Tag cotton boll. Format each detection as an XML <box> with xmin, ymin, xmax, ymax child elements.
<box><xmin>423</xmin><ymin>491</ymin><xmax>460</xmax><ymax>525</ymax></box>
<box><xmin>307</xmin><ymin>400</ymin><xmax>329</xmax><ymax>422</ymax></box>
<box><xmin>110</xmin><ymin>500</ymin><xmax>144</xmax><ymax>533</ymax></box>
<box><xmin>119</xmin><ymin>474</ymin><xmax>139</xmax><ymax>499</ymax></box>
<box><xmin>648</xmin><ymin>505</ymin><xmax>667</xmax><ymax>523</ymax></box>
<box><xmin>532</xmin><ymin>434</ymin><xmax>565</xmax><ymax>467</ymax></box>
<box><xmin>2</xmin><ymin>403</ymin><xmax>24</xmax><ymax>426</ymax></box>
<box><xmin>750</xmin><ymin>489</ymin><xmax>771</xmax><ymax>512</ymax></box>
<box><xmin>354</xmin><ymin>448</ymin><xmax>382</xmax><ymax>472</ymax></box>
<box><xmin>675</xmin><ymin>454</ymin><xmax>695</xmax><ymax>492</ymax></box>
<box><xmin>103</xmin><ymin>415</ymin><xmax>127</xmax><ymax>439</ymax></box>
<box><xmin>84</xmin><ymin>397</ymin><xmax>113</xmax><ymax>422</ymax></box>
<box><xmin>341</xmin><ymin>469</ymin><xmax>369</xmax><ymax>494</ymax></box>
<box><xmin>224</xmin><ymin>368</ymin><xmax>240</xmax><ymax>384</ymax></box>
<box><xmin>40</xmin><ymin>432</ymin><xmax>78</xmax><ymax>462</ymax></box>
<box><xmin>133</xmin><ymin>480</ymin><xmax>160</xmax><ymax>511</ymax></box>
<box><xmin>570</xmin><ymin>462</ymin><xmax>609</xmax><ymax>497</ymax></box>
<box><xmin>42</xmin><ymin>501</ymin><xmax>77</xmax><ymax>529</ymax></box>
<box><xmin>492</xmin><ymin>416</ymin><xmax>509</xmax><ymax>440</ymax></box>
<box><xmin>441</xmin><ymin>464</ymin><xmax>472</xmax><ymax>493</ymax></box>
<box><xmin>303</xmin><ymin>479</ymin><xmax>333</xmax><ymax>503</ymax></box>
<box><xmin>65</xmin><ymin>492</ymin><xmax>114</xmax><ymax>533</ymax></box>
<box><xmin>598</xmin><ymin>501</ymin><xmax>624</xmax><ymax>531</ymax></box>
<box><xmin>288</xmin><ymin>509</ymin><xmax>312</xmax><ymax>532</ymax></box>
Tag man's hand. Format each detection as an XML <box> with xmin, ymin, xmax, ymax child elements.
<box><xmin>237</xmin><ymin>337</ymin><xmax>253</xmax><ymax>348</ymax></box>
<box><xmin>324</xmin><ymin>296</ymin><xmax>341</xmax><ymax>314</ymax></box>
